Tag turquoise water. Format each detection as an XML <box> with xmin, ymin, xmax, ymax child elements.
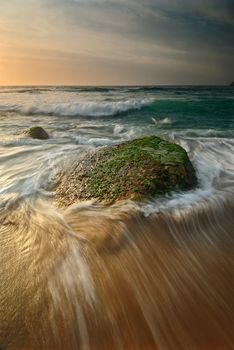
<box><xmin>0</xmin><ymin>85</ymin><xmax>233</xmax><ymax>209</ymax></box>
<box><xmin>0</xmin><ymin>86</ymin><xmax>233</xmax><ymax>129</ymax></box>
<box><xmin>1</xmin><ymin>86</ymin><xmax>234</xmax><ymax>349</ymax></box>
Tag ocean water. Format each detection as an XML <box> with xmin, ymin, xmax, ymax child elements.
<box><xmin>0</xmin><ymin>85</ymin><xmax>233</xmax><ymax>207</ymax></box>
<box><xmin>0</xmin><ymin>86</ymin><xmax>234</xmax><ymax>349</ymax></box>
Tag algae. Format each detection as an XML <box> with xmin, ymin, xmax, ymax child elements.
<box><xmin>55</xmin><ymin>136</ymin><xmax>197</xmax><ymax>206</ymax></box>
<box><xmin>27</xmin><ymin>126</ymin><xmax>49</xmax><ymax>140</ymax></box>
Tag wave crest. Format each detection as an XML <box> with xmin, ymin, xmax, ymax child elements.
<box><xmin>0</xmin><ymin>98</ymin><xmax>155</xmax><ymax>117</ymax></box>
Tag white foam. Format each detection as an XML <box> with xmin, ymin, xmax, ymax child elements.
<box><xmin>152</xmin><ymin>117</ymin><xmax>171</xmax><ymax>125</ymax></box>
<box><xmin>170</xmin><ymin>129</ymin><xmax>233</xmax><ymax>138</ymax></box>
<box><xmin>142</xmin><ymin>137</ymin><xmax>234</xmax><ymax>215</ymax></box>
<box><xmin>0</xmin><ymin>98</ymin><xmax>155</xmax><ymax>117</ymax></box>
<box><xmin>113</xmin><ymin>124</ymin><xmax>125</xmax><ymax>135</ymax></box>
<box><xmin>75</xmin><ymin>136</ymin><xmax>113</xmax><ymax>147</ymax></box>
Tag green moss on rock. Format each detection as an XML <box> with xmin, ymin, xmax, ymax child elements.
<box><xmin>55</xmin><ymin>136</ymin><xmax>197</xmax><ymax>207</ymax></box>
<box><xmin>27</xmin><ymin>126</ymin><xmax>49</xmax><ymax>140</ymax></box>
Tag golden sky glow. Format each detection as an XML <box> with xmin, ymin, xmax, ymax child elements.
<box><xmin>0</xmin><ymin>0</ymin><xmax>233</xmax><ymax>85</ymax></box>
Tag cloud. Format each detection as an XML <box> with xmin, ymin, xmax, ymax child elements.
<box><xmin>43</xmin><ymin>0</ymin><xmax>234</xmax><ymax>53</ymax></box>
<box><xmin>0</xmin><ymin>0</ymin><xmax>233</xmax><ymax>84</ymax></box>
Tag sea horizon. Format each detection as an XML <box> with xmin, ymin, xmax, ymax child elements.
<box><xmin>1</xmin><ymin>0</ymin><xmax>234</xmax><ymax>348</ymax></box>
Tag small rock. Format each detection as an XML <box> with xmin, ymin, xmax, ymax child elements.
<box><xmin>27</xmin><ymin>126</ymin><xmax>49</xmax><ymax>140</ymax></box>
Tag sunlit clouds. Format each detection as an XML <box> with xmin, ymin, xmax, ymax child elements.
<box><xmin>0</xmin><ymin>0</ymin><xmax>233</xmax><ymax>85</ymax></box>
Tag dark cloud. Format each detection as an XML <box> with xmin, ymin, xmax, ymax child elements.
<box><xmin>43</xmin><ymin>0</ymin><xmax>234</xmax><ymax>79</ymax></box>
<box><xmin>45</xmin><ymin>0</ymin><xmax>234</xmax><ymax>53</ymax></box>
<box><xmin>1</xmin><ymin>0</ymin><xmax>234</xmax><ymax>83</ymax></box>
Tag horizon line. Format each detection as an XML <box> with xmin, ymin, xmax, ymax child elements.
<box><xmin>0</xmin><ymin>83</ymin><xmax>231</xmax><ymax>87</ymax></box>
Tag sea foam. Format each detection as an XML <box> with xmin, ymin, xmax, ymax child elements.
<box><xmin>0</xmin><ymin>98</ymin><xmax>155</xmax><ymax>117</ymax></box>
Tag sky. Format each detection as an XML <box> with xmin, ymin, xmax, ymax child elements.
<box><xmin>0</xmin><ymin>0</ymin><xmax>233</xmax><ymax>85</ymax></box>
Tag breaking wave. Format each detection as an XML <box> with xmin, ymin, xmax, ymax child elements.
<box><xmin>0</xmin><ymin>98</ymin><xmax>155</xmax><ymax>117</ymax></box>
<box><xmin>1</xmin><ymin>85</ymin><xmax>234</xmax><ymax>350</ymax></box>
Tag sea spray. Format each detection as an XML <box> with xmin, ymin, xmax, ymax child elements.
<box><xmin>0</xmin><ymin>85</ymin><xmax>233</xmax><ymax>349</ymax></box>
<box><xmin>0</xmin><ymin>98</ymin><xmax>155</xmax><ymax>117</ymax></box>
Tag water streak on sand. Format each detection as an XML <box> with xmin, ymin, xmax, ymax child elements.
<box><xmin>0</xmin><ymin>86</ymin><xmax>233</xmax><ymax>349</ymax></box>
<box><xmin>0</xmin><ymin>198</ymin><xmax>234</xmax><ymax>349</ymax></box>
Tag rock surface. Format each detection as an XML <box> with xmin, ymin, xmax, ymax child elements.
<box><xmin>27</xmin><ymin>126</ymin><xmax>49</xmax><ymax>140</ymax></box>
<box><xmin>55</xmin><ymin>136</ymin><xmax>197</xmax><ymax>207</ymax></box>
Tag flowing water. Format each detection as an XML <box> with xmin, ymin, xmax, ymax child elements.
<box><xmin>0</xmin><ymin>86</ymin><xmax>234</xmax><ymax>349</ymax></box>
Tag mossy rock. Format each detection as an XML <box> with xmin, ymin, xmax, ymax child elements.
<box><xmin>27</xmin><ymin>126</ymin><xmax>49</xmax><ymax>140</ymax></box>
<box><xmin>55</xmin><ymin>136</ymin><xmax>197</xmax><ymax>207</ymax></box>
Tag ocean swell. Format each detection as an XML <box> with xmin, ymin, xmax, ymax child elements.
<box><xmin>0</xmin><ymin>98</ymin><xmax>155</xmax><ymax>117</ymax></box>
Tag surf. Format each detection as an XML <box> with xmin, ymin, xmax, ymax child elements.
<box><xmin>0</xmin><ymin>85</ymin><xmax>233</xmax><ymax>349</ymax></box>
<box><xmin>0</xmin><ymin>196</ymin><xmax>234</xmax><ymax>350</ymax></box>
<box><xmin>0</xmin><ymin>98</ymin><xmax>155</xmax><ymax>118</ymax></box>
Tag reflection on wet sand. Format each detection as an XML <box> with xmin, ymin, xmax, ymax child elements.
<box><xmin>0</xmin><ymin>198</ymin><xmax>234</xmax><ymax>349</ymax></box>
